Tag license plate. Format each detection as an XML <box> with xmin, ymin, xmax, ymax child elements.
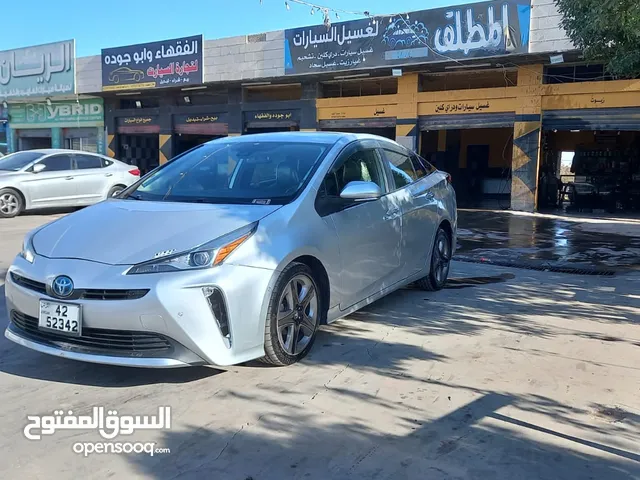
<box><xmin>38</xmin><ymin>300</ymin><xmax>82</xmax><ymax>336</ymax></box>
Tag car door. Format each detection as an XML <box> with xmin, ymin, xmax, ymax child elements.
<box><xmin>73</xmin><ymin>153</ymin><xmax>112</xmax><ymax>204</ymax></box>
<box><xmin>24</xmin><ymin>154</ymin><xmax>77</xmax><ymax>207</ymax></box>
<box><xmin>381</xmin><ymin>147</ymin><xmax>440</xmax><ymax>276</ymax></box>
<box><xmin>316</xmin><ymin>140</ymin><xmax>403</xmax><ymax>310</ymax></box>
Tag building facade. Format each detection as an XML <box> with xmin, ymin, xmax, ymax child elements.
<box><xmin>2</xmin><ymin>0</ymin><xmax>639</xmax><ymax>212</ymax></box>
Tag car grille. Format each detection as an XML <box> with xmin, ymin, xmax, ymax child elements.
<box><xmin>10</xmin><ymin>273</ymin><xmax>149</xmax><ymax>300</ymax></box>
<box><xmin>11</xmin><ymin>311</ymin><xmax>171</xmax><ymax>353</ymax></box>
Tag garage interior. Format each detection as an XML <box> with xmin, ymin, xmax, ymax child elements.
<box><xmin>539</xmin><ymin>129</ymin><xmax>640</xmax><ymax>214</ymax></box>
<box><xmin>420</xmin><ymin>127</ymin><xmax>513</xmax><ymax>209</ymax></box>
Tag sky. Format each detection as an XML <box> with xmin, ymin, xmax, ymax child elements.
<box><xmin>1</xmin><ymin>0</ymin><xmax>472</xmax><ymax>57</ymax></box>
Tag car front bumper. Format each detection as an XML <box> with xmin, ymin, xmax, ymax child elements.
<box><xmin>4</xmin><ymin>254</ymin><xmax>276</xmax><ymax>367</ymax></box>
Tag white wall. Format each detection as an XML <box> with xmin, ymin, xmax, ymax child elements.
<box><xmin>529</xmin><ymin>0</ymin><xmax>575</xmax><ymax>53</ymax></box>
<box><xmin>203</xmin><ymin>30</ymin><xmax>284</xmax><ymax>83</ymax></box>
<box><xmin>76</xmin><ymin>55</ymin><xmax>102</xmax><ymax>94</ymax></box>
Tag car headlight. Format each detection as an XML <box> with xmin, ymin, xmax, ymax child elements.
<box><xmin>19</xmin><ymin>232</ymin><xmax>37</xmax><ymax>264</ymax></box>
<box><xmin>127</xmin><ymin>222</ymin><xmax>258</xmax><ymax>275</ymax></box>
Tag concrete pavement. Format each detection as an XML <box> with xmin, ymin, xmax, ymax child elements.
<box><xmin>457</xmin><ymin>209</ymin><xmax>640</xmax><ymax>273</ymax></box>
<box><xmin>0</xmin><ymin>213</ymin><xmax>639</xmax><ymax>479</ymax></box>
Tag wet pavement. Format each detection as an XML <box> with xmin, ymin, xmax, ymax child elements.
<box><xmin>456</xmin><ymin>210</ymin><xmax>640</xmax><ymax>273</ymax></box>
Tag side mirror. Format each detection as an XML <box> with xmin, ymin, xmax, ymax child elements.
<box><xmin>32</xmin><ymin>164</ymin><xmax>46</xmax><ymax>173</ymax></box>
<box><xmin>339</xmin><ymin>181</ymin><xmax>382</xmax><ymax>201</ymax></box>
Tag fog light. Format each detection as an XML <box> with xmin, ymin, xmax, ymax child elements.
<box><xmin>203</xmin><ymin>287</ymin><xmax>231</xmax><ymax>347</ymax></box>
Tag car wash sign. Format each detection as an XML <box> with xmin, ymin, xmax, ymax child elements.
<box><xmin>101</xmin><ymin>35</ymin><xmax>203</xmax><ymax>91</ymax></box>
<box><xmin>284</xmin><ymin>0</ymin><xmax>531</xmax><ymax>74</ymax></box>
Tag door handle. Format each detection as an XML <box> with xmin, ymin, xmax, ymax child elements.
<box><xmin>383</xmin><ymin>208</ymin><xmax>401</xmax><ymax>221</ymax></box>
<box><xmin>65</xmin><ymin>176</ymin><xmax>74</xmax><ymax>180</ymax></box>
<box><xmin>416</xmin><ymin>191</ymin><xmax>435</xmax><ymax>200</ymax></box>
<box><xmin>105</xmin><ymin>173</ymin><xmax>113</xmax><ymax>177</ymax></box>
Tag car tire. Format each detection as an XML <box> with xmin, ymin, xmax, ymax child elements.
<box><xmin>416</xmin><ymin>227</ymin><xmax>452</xmax><ymax>292</ymax></box>
<box><xmin>107</xmin><ymin>185</ymin><xmax>126</xmax><ymax>198</ymax></box>
<box><xmin>261</xmin><ymin>263</ymin><xmax>322</xmax><ymax>366</ymax></box>
<box><xmin>0</xmin><ymin>188</ymin><xmax>24</xmax><ymax>218</ymax></box>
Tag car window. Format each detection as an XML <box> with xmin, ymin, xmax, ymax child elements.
<box><xmin>102</xmin><ymin>159</ymin><xmax>113</xmax><ymax>167</ymax></box>
<box><xmin>0</xmin><ymin>151</ymin><xmax>45</xmax><ymax>171</ymax></box>
<box><xmin>36</xmin><ymin>154</ymin><xmax>73</xmax><ymax>172</ymax></box>
<box><xmin>321</xmin><ymin>147</ymin><xmax>385</xmax><ymax>198</ymax></box>
<box><xmin>410</xmin><ymin>153</ymin><xmax>437</xmax><ymax>179</ymax></box>
<box><xmin>128</xmin><ymin>141</ymin><xmax>331</xmax><ymax>205</ymax></box>
<box><xmin>74</xmin><ymin>154</ymin><xmax>103</xmax><ymax>169</ymax></box>
<box><xmin>384</xmin><ymin>149</ymin><xmax>417</xmax><ymax>189</ymax></box>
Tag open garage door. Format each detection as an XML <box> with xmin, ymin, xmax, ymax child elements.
<box><xmin>418</xmin><ymin>112</ymin><xmax>515</xmax><ymax>209</ymax></box>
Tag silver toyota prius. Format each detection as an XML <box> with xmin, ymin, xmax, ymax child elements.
<box><xmin>4</xmin><ymin>132</ymin><xmax>456</xmax><ymax>367</ymax></box>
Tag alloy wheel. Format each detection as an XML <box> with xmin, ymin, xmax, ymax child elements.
<box><xmin>0</xmin><ymin>193</ymin><xmax>19</xmax><ymax>216</ymax></box>
<box><xmin>433</xmin><ymin>233</ymin><xmax>451</xmax><ymax>284</ymax></box>
<box><xmin>276</xmin><ymin>274</ymin><xmax>318</xmax><ymax>356</ymax></box>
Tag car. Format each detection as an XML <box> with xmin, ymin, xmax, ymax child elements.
<box><xmin>0</xmin><ymin>149</ymin><xmax>140</xmax><ymax>218</ymax></box>
<box><xmin>108</xmin><ymin>67</ymin><xmax>145</xmax><ymax>83</ymax></box>
<box><xmin>4</xmin><ymin>132</ymin><xmax>457</xmax><ymax>368</ymax></box>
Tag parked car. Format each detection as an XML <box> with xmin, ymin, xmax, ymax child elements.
<box><xmin>0</xmin><ymin>149</ymin><xmax>140</xmax><ymax>218</ymax></box>
<box><xmin>4</xmin><ymin>133</ymin><xmax>457</xmax><ymax>367</ymax></box>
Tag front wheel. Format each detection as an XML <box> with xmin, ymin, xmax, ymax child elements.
<box><xmin>416</xmin><ymin>227</ymin><xmax>452</xmax><ymax>291</ymax></box>
<box><xmin>261</xmin><ymin>263</ymin><xmax>321</xmax><ymax>366</ymax></box>
<box><xmin>0</xmin><ymin>188</ymin><xmax>24</xmax><ymax>218</ymax></box>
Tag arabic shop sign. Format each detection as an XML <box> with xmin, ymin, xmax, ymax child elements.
<box><xmin>8</xmin><ymin>99</ymin><xmax>104</xmax><ymax>128</ymax></box>
<box><xmin>118</xmin><ymin>116</ymin><xmax>159</xmax><ymax>126</ymax></box>
<box><xmin>0</xmin><ymin>40</ymin><xmax>75</xmax><ymax>99</ymax></box>
<box><xmin>284</xmin><ymin>0</ymin><xmax>531</xmax><ymax>74</ymax></box>
<box><xmin>246</xmin><ymin>110</ymin><xmax>299</xmax><ymax>122</ymax></box>
<box><xmin>434</xmin><ymin>101</ymin><xmax>491</xmax><ymax>113</ymax></box>
<box><xmin>102</xmin><ymin>35</ymin><xmax>203</xmax><ymax>91</ymax></box>
<box><xmin>174</xmin><ymin>113</ymin><xmax>227</xmax><ymax>125</ymax></box>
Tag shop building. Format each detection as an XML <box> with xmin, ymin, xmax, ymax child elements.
<box><xmin>0</xmin><ymin>40</ymin><xmax>107</xmax><ymax>155</ymax></box>
<box><xmin>32</xmin><ymin>0</ymin><xmax>637</xmax><ymax>213</ymax></box>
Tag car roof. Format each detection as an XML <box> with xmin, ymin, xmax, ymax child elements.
<box><xmin>208</xmin><ymin>131</ymin><xmax>401</xmax><ymax>146</ymax></box>
<box><xmin>12</xmin><ymin>149</ymin><xmax>104</xmax><ymax>155</ymax></box>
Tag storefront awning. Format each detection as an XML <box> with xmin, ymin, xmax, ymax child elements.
<box><xmin>419</xmin><ymin>112</ymin><xmax>516</xmax><ymax>130</ymax></box>
<box><xmin>542</xmin><ymin>107</ymin><xmax>640</xmax><ymax>131</ymax></box>
<box><xmin>319</xmin><ymin>117</ymin><xmax>396</xmax><ymax>129</ymax></box>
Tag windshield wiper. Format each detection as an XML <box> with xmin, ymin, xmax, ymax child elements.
<box><xmin>126</xmin><ymin>193</ymin><xmax>145</xmax><ymax>200</ymax></box>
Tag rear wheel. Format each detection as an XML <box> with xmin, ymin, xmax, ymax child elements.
<box><xmin>262</xmin><ymin>263</ymin><xmax>321</xmax><ymax>366</ymax></box>
<box><xmin>0</xmin><ymin>188</ymin><xmax>24</xmax><ymax>218</ymax></box>
<box><xmin>416</xmin><ymin>227</ymin><xmax>452</xmax><ymax>291</ymax></box>
<box><xmin>108</xmin><ymin>185</ymin><xmax>126</xmax><ymax>198</ymax></box>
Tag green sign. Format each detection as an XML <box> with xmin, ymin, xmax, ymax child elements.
<box><xmin>9</xmin><ymin>98</ymin><xmax>104</xmax><ymax>128</ymax></box>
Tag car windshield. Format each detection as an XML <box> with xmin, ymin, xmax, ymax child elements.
<box><xmin>0</xmin><ymin>151</ymin><xmax>45</xmax><ymax>171</ymax></box>
<box><xmin>126</xmin><ymin>140</ymin><xmax>332</xmax><ymax>204</ymax></box>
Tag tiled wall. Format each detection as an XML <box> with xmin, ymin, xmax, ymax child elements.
<box><xmin>529</xmin><ymin>0</ymin><xmax>575</xmax><ymax>53</ymax></box>
<box><xmin>203</xmin><ymin>30</ymin><xmax>284</xmax><ymax>82</ymax></box>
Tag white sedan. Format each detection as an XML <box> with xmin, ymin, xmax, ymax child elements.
<box><xmin>0</xmin><ymin>149</ymin><xmax>140</xmax><ymax>218</ymax></box>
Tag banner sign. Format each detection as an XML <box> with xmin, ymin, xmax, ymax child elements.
<box><xmin>174</xmin><ymin>113</ymin><xmax>228</xmax><ymax>125</ymax></box>
<box><xmin>245</xmin><ymin>110</ymin><xmax>299</xmax><ymax>122</ymax></box>
<box><xmin>102</xmin><ymin>35</ymin><xmax>203</xmax><ymax>91</ymax></box>
<box><xmin>8</xmin><ymin>98</ymin><xmax>103</xmax><ymax>128</ymax></box>
<box><xmin>284</xmin><ymin>0</ymin><xmax>531</xmax><ymax>75</ymax></box>
<box><xmin>117</xmin><ymin>116</ymin><xmax>160</xmax><ymax>127</ymax></box>
<box><xmin>0</xmin><ymin>40</ymin><xmax>75</xmax><ymax>99</ymax></box>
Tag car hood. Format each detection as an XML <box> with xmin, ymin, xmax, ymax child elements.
<box><xmin>32</xmin><ymin>200</ymin><xmax>281</xmax><ymax>265</ymax></box>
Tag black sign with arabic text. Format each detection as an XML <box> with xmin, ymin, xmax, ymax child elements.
<box><xmin>174</xmin><ymin>113</ymin><xmax>228</xmax><ymax>125</ymax></box>
<box><xmin>102</xmin><ymin>35</ymin><xmax>203</xmax><ymax>91</ymax></box>
<box><xmin>245</xmin><ymin>110</ymin><xmax>300</xmax><ymax>123</ymax></box>
<box><xmin>284</xmin><ymin>0</ymin><xmax>531</xmax><ymax>75</ymax></box>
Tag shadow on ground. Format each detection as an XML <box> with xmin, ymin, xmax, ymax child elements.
<box><xmin>128</xmin><ymin>386</ymin><xmax>640</xmax><ymax>479</ymax></box>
